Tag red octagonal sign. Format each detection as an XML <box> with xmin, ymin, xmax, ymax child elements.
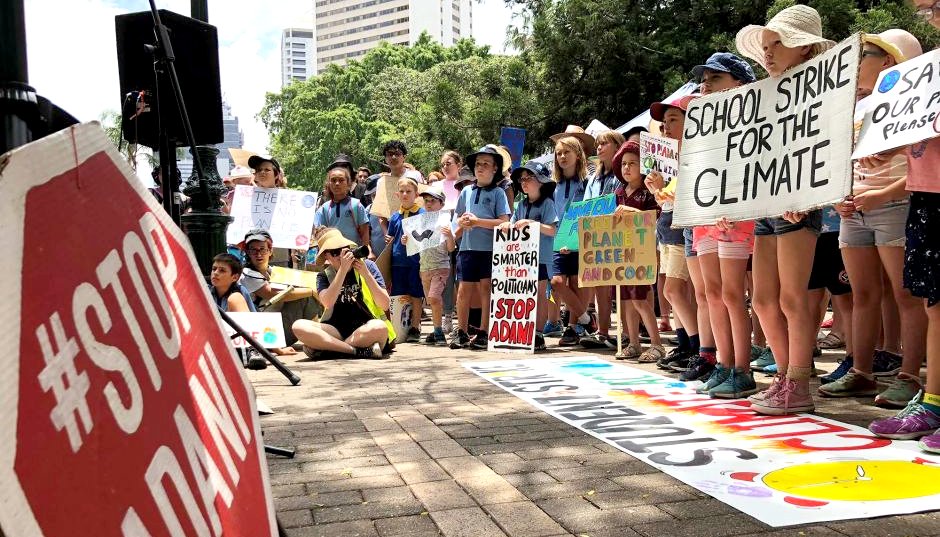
<box><xmin>0</xmin><ymin>124</ymin><xmax>277</xmax><ymax>536</ymax></box>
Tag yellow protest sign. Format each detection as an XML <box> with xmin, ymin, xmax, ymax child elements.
<box><xmin>269</xmin><ymin>266</ymin><xmax>319</xmax><ymax>289</ymax></box>
<box><xmin>578</xmin><ymin>211</ymin><xmax>657</xmax><ymax>287</ymax></box>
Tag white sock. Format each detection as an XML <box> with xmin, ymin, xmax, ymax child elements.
<box><xmin>577</xmin><ymin>312</ymin><xmax>590</xmax><ymax>325</ymax></box>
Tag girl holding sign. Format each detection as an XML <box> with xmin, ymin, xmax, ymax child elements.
<box><xmin>733</xmin><ymin>4</ymin><xmax>835</xmax><ymax>415</ymax></box>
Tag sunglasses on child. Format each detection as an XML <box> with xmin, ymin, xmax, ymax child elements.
<box><xmin>324</xmin><ymin>247</ymin><xmax>347</xmax><ymax>257</ymax></box>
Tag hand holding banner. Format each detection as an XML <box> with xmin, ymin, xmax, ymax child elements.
<box><xmin>401</xmin><ymin>210</ymin><xmax>450</xmax><ymax>256</ymax></box>
<box><xmin>640</xmin><ymin>132</ymin><xmax>680</xmax><ymax>183</ymax></box>
<box><xmin>489</xmin><ymin>223</ymin><xmax>540</xmax><ymax>353</ymax></box>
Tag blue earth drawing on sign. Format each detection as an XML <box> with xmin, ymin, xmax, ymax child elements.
<box><xmin>302</xmin><ymin>195</ymin><xmax>317</xmax><ymax>208</ymax></box>
<box><xmin>263</xmin><ymin>328</ymin><xmax>278</xmax><ymax>344</ymax></box>
<box><xmin>878</xmin><ymin>70</ymin><xmax>900</xmax><ymax>93</ymax></box>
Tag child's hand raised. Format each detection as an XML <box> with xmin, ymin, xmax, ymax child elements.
<box><xmin>645</xmin><ymin>171</ymin><xmax>665</xmax><ymax>193</ymax></box>
<box><xmin>440</xmin><ymin>226</ymin><xmax>453</xmax><ymax>238</ymax></box>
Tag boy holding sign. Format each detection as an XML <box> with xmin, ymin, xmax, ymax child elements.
<box><xmin>411</xmin><ymin>185</ymin><xmax>456</xmax><ymax>345</ymax></box>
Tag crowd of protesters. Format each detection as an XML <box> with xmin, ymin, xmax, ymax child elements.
<box><xmin>210</xmin><ymin>1</ymin><xmax>940</xmax><ymax>455</ymax></box>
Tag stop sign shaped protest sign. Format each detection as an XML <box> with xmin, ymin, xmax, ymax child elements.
<box><xmin>0</xmin><ymin>123</ymin><xmax>277</xmax><ymax>536</ymax></box>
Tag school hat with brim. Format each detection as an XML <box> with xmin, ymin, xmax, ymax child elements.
<box><xmin>455</xmin><ymin>166</ymin><xmax>476</xmax><ymax>187</ymax></box>
<box><xmin>313</xmin><ymin>228</ymin><xmax>358</xmax><ymax>269</ymax></box>
<box><xmin>484</xmin><ymin>144</ymin><xmax>513</xmax><ymax>174</ymax></box>
<box><xmin>248</xmin><ymin>154</ymin><xmax>280</xmax><ymax>171</ymax></box>
<box><xmin>239</xmin><ymin>229</ymin><xmax>273</xmax><ymax>250</ymax></box>
<box><xmin>420</xmin><ymin>183</ymin><xmax>446</xmax><ymax>203</ymax></box>
<box><xmin>691</xmin><ymin>52</ymin><xmax>757</xmax><ymax>83</ymax></box>
<box><xmin>327</xmin><ymin>154</ymin><xmax>355</xmax><ymax>177</ymax></box>
<box><xmin>863</xmin><ymin>29</ymin><xmax>923</xmax><ymax>64</ymax></box>
<box><xmin>364</xmin><ymin>174</ymin><xmax>381</xmax><ymax>196</ymax></box>
<box><xmin>650</xmin><ymin>94</ymin><xmax>700</xmax><ymax>122</ymax></box>
<box><xmin>227</xmin><ymin>165</ymin><xmax>253</xmax><ymax>181</ymax></box>
<box><xmin>549</xmin><ymin>125</ymin><xmax>596</xmax><ymax>156</ymax></box>
<box><xmin>510</xmin><ymin>160</ymin><xmax>552</xmax><ymax>184</ymax></box>
<box><xmin>735</xmin><ymin>4</ymin><xmax>836</xmax><ymax>70</ymax></box>
<box><xmin>464</xmin><ymin>146</ymin><xmax>505</xmax><ymax>177</ymax></box>
<box><xmin>612</xmin><ymin>141</ymin><xmax>641</xmax><ymax>182</ymax></box>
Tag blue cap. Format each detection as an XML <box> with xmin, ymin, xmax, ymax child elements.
<box><xmin>692</xmin><ymin>53</ymin><xmax>756</xmax><ymax>84</ymax></box>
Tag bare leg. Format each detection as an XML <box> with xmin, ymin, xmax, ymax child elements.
<box><xmin>292</xmin><ymin>320</ymin><xmax>355</xmax><ymax>354</ymax></box>
<box><xmin>480</xmin><ymin>278</ymin><xmax>493</xmax><ymax>331</ymax></box>
<box><xmin>596</xmin><ymin>286</ymin><xmax>612</xmax><ymax>335</ymax></box>
<box><xmin>664</xmin><ymin>277</ymin><xmax>698</xmax><ymax>337</ymax></box>
<box><xmin>635</xmin><ymin>299</ymin><xmax>662</xmax><ymax>346</ymax></box>
<box><xmin>552</xmin><ymin>274</ymin><xmax>586</xmax><ymax>321</ymax></box>
<box><xmin>700</xmin><ymin>252</ymin><xmax>732</xmax><ymax>366</ymax></box>
<box><xmin>831</xmin><ymin>292</ymin><xmax>853</xmax><ymax>357</ymax></box>
<box><xmin>776</xmin><ymin>230</ymin><xmax>818</xmax><ymax>369</ymax></box>
<box><xmin>720</xmin><ymin>257</ymin><xmax>751</xmax><ymax>370</ymax></box>
<box><xmin>688</xmin><ymin>256</ymin><xmax>714</xmax><ymax>349</ymax></box>
<box><xmin>752</xmin><ymin>235</ymin><xmax>788</xmax><ymax>372</ymax></box>
<box><xmin>457</xmin><ymin>281</ymin><xmax>475</xmax><ymax>331</ymax></box>
<box><xmin>657</xmin><ymin>273</ymin><xmax>672</xmax><ymax>329</ymax></box>
<box><xmin>623</xmin><ymin>301</ymin><xmax>641</xmax><ymax>346</ymax></box>
<box><xmin>880</xmin><ymin>266</ymin><xmax>902</xmax><ymax>354</ymax></box>
<box><xmin>843</xmin><ymin>247</ymin><xmax>882</xmax><ymax>373</ymax></box>
<box><xmin>747</xmin><ymin>270</ymin><xmax>767</xmax><ymax>347</ymax></box>
<box><xmin>346</xmin><ymin>319</ymin><xmax>389</xmax><ymax>348</ymax></box>
<box><xmin>927</xmin><ymin>303</ymin><xmax>940</xmax><ymax>395</ymax></box>
<box><xmin>537</xmin><ymin>280</ymin><xmax>548</xmax><ymax>329</ymax></box>
<box><xmin>410</xmin><ymin>296</ymin><xmax>423</xmax><ymax>329</ymax></box>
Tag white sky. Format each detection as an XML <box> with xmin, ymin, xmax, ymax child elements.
<box><xmin>24</xmin><ymin>0</ymin><xmax>517</xmax><ymax>153</ymax></box>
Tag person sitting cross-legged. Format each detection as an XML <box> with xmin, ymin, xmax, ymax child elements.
<box><xmin>293</xmin><ymin>228</ymin><xmax>395</xmax><ymax>359</ymax></box>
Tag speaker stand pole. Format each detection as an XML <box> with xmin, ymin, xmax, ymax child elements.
<box><xmin>0</xmin><ymin>0</ymin><xmax>37</xmax><ymax>155</ymax></box>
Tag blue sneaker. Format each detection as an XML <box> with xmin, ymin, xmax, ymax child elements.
<box><xmin>709</xmin><ymin>367</ymin><xmax>759</xmax><ymax>399</ymax></box>
<box><xmin>820</xmin><ymin>355</ymin><xmax>853</xmax><ymax>384</ymax></box>
<box><xmin>750</xmin><ymin>347</ymin><xmax>775</xmax><ymax>371</ymax></box>
<box><xmin>543</xmin><ymin>320</ymin><xmax>564</xmax><ymax>337</ymax></box>
<box><xmin>696</xmin><ymin>364</ymin><xmax>730</xmax><ymax>394</ymax></box>
<box><xmin>763</xmin><ymin>363</ymin><xmax>778</xmax><ymax>374</ymax></box>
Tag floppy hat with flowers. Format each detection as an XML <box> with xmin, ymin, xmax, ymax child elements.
<box><xmin>735</xmin><ymin>4</ymin><xmax>835</xmax><ymax>71</ymax></box>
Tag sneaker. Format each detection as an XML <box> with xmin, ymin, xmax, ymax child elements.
<box><xmin>560</xmin><ymin>307</ymin><xmax>570</xmax><ymax>327</ymax></box>
<box><xmin>696</xmin><ymin>364</ymin><xmax>730</xmax><ymax>394</ymax></box>
<box><xmin>433</xmin><ymin>329</ymin><xmax>448</xmax><ymax>346</ymax></box>
<box><xmin>817</xmin><ymin>369</ymin><xmax>879</xmax><ymax>398</ymax></box>
<box><xmin>543</xmin><ymin>320</ymin><xmax>564</xmax><ymax>337</ymax></box>
<box><xmin>751</xmin><ymin>378</ymin><xmax>815</xmax><ymax>415</ymax></box>
<box><xmin>442</xmin><ymin>314</ymin><xmax>454</xmax><ymax>335</ymax></box>
<box><xmin>470</xmin><ymin>332</ymin><xmax>488</xmax><ymax>349</ymax></box>
<box><xmin>449</xmin><ymin>329</ymin><xmax>471</xmax><ymax>349</ymax></box>
<box><xmin>245</xmin><ymin>349</ymin><xmax>268</xmax><ymax>370</ymax></box>
<box><xmin>869</xmin><ymin>392</ymin><xmax>940</xmax><ymax>440</ymax></box>
<box><xmin>558</xmin><ymin>326</ymin><xmax>582</xmax><ymax>346</ymax></box>
<box><xmin>874</xmin><ymin>372</ymin><xmax>923</xmax><ymax>408</ymax></box>
<box><xmin>920</xmin><ymin>431</ymin><xmax>940</xmax><ymax>454</ymax></box>
<box><xmin>658</xmin><ymin>347</ymin><xmax>692</xmax><ymax>370</ymax></box>
<box><xmin>666</xmin><ymin>336</ymin><xmax>680</xmax><ymax>346</ymax></box>
<box><xmin>619</xmin><ymin>342</ymin><xmax>642</xmax><ymax>361</ymax></box>
<box><xmin>406</xmin><ymin>326</ymin><xmax>421</xmax><ymax>343</ymax></box>
<box><xmin>580</xmin><ymin>312</ymin><xmax>598</xmax><ymax>335</ymax></box>
<box><xmin>580</xmin><ymin>332</ymin><xmax>612</xmax><ymax>349</ymax></box>
<box><xmin>820</xmin><ymin>355</ymin><xmax>854</xmax><ymax>384</ymax></box>
<box><xmin>669</xmin><ymin>355</ymin><xmax>696</xmax><ymax>372</ymax></box>
<box><xmin>658</xmin><ymin>320</ymin><xmax>672</xmax><ymax>332</ymax></box>
<box><xmin>748</xmin><ymin>374</ymin><xmax>784</xmax><ymax>404</ymax></box>
<box><xmin>873</xmin><ymin>350</ymin><xmax>903</xmax><ymax>377</ymax></box>
<box><xmin>750</xmin><ymin>345</ymin><xmax>764</xmax><ymax>362</ymax></box>
<box><xmin>354</xmin><ymin>343</ymin><xmax>383</xmax><ymax>359</ymax></box>
<box><xmin>709</xmin><ymin>368</ymin><xmax>759</xmax><ymax>399</ymax></box>
<box><xmin>763</xmin><ymin>363</ymin><xmax>778</xmax><ymax>375</ymax></box>
<box><xmin>750</xmin><ymin>347</ymin><xmax>776</xmax><ymax>371</ymax></box>
<box><xmin>534</xmin><ymin>333</ymin><xmax>546</xmax><ymax>351</ymax></box>
<box><xmin>603</xmin><ymin>334</ymin><xmax>619</xmax><ymax>349</ymax></box>
<box><xmin>680</xmin><ymin>356</ymin><xmax>715</xmax><ymax>382</ymax></box>
<box><xmin>423</xmin><ymin>332</ymin><xmax>437</xmax><ymax>345</ymax></box>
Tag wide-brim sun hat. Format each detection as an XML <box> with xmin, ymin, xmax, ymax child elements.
<box><xmin>327</xmin><ymin>153</ymin><xmax>356</xmax><ymax>177</ymax></box>
<box><xmin>864</xmin><ymin>29</ymin><xmax>923</xmax><ymax>63</ymax></box>
<box><xmin>313</xmin><ymin>228</ymin><xmax>357</xmax><ymax>269</ymax></box>
<box><xmin>464</xmin><ymin>146</ymin><xmax>505</xmax><ymax>178</ymax></box>
<box><xmin>484</xmin><ymin>144</ymin><xmax>513</xmax><ymax>175</ymax></box>
<box><xmin>735</xmin><ymin>4</ymin><xmax>836</xmax><ymax>70</ymax></box>
<box><xmin>650</xmin><ymin>94</ymin><xmax>700</xmax><ymax>122</ymax></box>
<box><xmin>612</xmin><ymin>141</ymin><xmax>641</xmax><ymax>182</ymax></box>
<box><xmin>549</xmin><ymin>124</ymin><xmax>597</xmax><ymax>156</ymax></box>
<box><xmin>510</xmin><ymin>160</ymin><xmax>552</xmax><ymax>184</ymax></box>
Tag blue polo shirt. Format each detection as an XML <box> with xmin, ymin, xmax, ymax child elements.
<box><xmin>511</xmin><ymin>196</ymin><xmax>558</xmax><ymax>267</ymax></box>
<box><xmin>365</xmin><ymin>204</ymin><xmax>386</xmax><ymax>258</ymax></box>
<box><xmin>584</xmin><ymin>169</ymin><xmax>618</xmax><ymax>199</ymax></box>
<box><xmin>314</xmin><ymin>196</ymin><xmax>367</xmax><ymax>243</ymax></box>
<box><xmin>454</xmin><ymin>182</ymin><xmax>511</xmax><ymax>252</ymax></box>
<box><xmin>553</xmin><ymin>176</ymin><xmax>585</xmax><ymax>217</ymax></box>
<box><xmin>387</xmin><ymin>205</ymin><xmax>424</xmax><ymax>267</ymax></box>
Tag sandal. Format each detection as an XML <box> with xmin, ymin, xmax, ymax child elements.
<box><xmin>817</xmin><ymin>332</ymin><xmax>845</xmax><ymax>349</ymax></box>
<box><xmin>619</xmin><ymin>342</ymin><xmax>642</xmax><ymax>360</ymax></box>
<box><xmin>638</xmin><ymin>344</ymin><xmax>666</xmax><ymax>363</ymax></box>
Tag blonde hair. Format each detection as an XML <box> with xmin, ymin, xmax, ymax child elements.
<box><xmin>553</xmin><ymin>136</ymin><xmax>588</xmax><ymax>182</ymax></box>
<box><xmin>397</xmin><ymin>178</ymin><xmax>419</xmax><ymax>192</ymax></box>
<box><xmin>594</xmin><ymin>130</ymin><xmax>626</xmax><ymax>177</ymax></box>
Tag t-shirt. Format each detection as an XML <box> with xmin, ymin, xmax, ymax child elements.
<box><xmin>388</xmin><ymin>204</ymin><xmax>423</xmax><ymax>267</ymax></box>
<box><xmin>454</xmin><ymin>182</ymin><xmax>511</xmax><ymax>251</ymax></box>
<box><xmin>208</xmin><ymin>282</ymin><xmax>257</xmax><ymax>312</ymax></box>
<box><xmin>314</xmin><ymin>196</ymin><xmax>367</xmax><ymax>243</ymax></box>
<box><xmin>420</xmin><ymin>241</ymin><xmax>451</xmax><ymax>272</ymax></box>
<box><xmin>615</xmin><ymin>183</ymin><xmax>660</xmax><ymax>214</ymax></box>
<box><xmin>584</xmin><ymin>169</ymin><xmax>618</xmax><ymax>199</ymax></box>
<box><xmin>511</xmin><ymin>196</ymin><xmax>559</xmax><ymax>267</ymax></box>
<box><xmin>553</xmin><ymin>176</ymin><xmax>585</xmax><ymax>217</ymax></box>
<box><xmin>316</xmin><ymin>260</ymin><xmax>386</xmax><ymax>327</ymax></box>
<box><xmin>907</xmin><ymin>137</ymin><xmax>940</xmax><ymax>194</ymax></box>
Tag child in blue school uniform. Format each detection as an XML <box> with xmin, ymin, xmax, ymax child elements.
<box><xmin>386</xmin><ymin>176</ymin><xmax>425</xmax><ymax>342</ymax></box>
<box><xmin>314</xmin><ymin>154</ymin><xmax>371</xmax><ymax>253</ymax></box>
<box><xmin>450</xmin><ymin>146</ymin><xmax>511</xmax><ymax>349</ymax></box>
<box><xmin>499</xmin><ymin>161</ymin><xmax>558</xmax><ymax>351</ymax></box>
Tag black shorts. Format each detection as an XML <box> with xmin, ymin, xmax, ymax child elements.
<box><xmin>457</xmin><ymin>250</ymin><xmax>493</xmax><ymax>282</ymax></box>
<box><xmin>904</xmin><ymin>192</ymin><xmax>940</xmax><ymax>307</ymax></box>
<box><xmin>552</xmin><ymin>251</ymin><xmax>579</xmax><ymax>277</ymax></box>
<box><xmin>808</xmin><ymin>232</ymin><xmax>851</xmax><ymax>295</ymax></box>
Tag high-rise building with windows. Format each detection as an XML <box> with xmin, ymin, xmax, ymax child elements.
<box><xmin>312</xmin><ymin>0</ymin><xmax>473</xmax><ymax>74</ymax></box>
<box><xmin>282</xmin><ymin>28</ymin><xmax>316</xmax><ymax>86</ymax></box>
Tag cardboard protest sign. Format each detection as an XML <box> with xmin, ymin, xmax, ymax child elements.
<box><xmin>369</xmin><ymin>174</ymin><xmax>401</xmax><ymax>219</ymax></box>
<box><xmin>640</xmin><ymin>132</ymin><xmax>680</xmax><ymax>182</ymax></box>
<box><xmin>853</xmin><ymin>48</ymin><xmax>940</xmax><ymax>159</ymax></box>
<box><xmin>227</xmin><ymin>184</ymin><xmax>318</xmax><ymax>248</ymax></box>
<box><xmin>578</xmin><ymin>212</ymin><xmax>657</xmax><ymax>287</ymax></box>
<box><xmin>225</xmin><ymin>312</ymin><xmax>287</xmax><ymax>348</ymax></box>
<box><xmin>673</xmin><ymin>36</ymin><xmax>860</xmax><ymax>227</ymax></box>
<box><xmin>401</xmin><ymin>210</ymin><xmax>450</xmax><ymax>256</ymax></box>
<box><xmin>0</xmin><ymin>123</ymin><xmax>277</xmax><ymax>536</ymax></box>
<box><xmin>270</xmin><ymin>265</ymin><xmax>319</xmax><ymax>289</ymax></box>
<box><xmin>489</xmin><ymin>223</ymin><xmax>540</xmax><ymax>353</ymax></box>
<box><xmin>467</xmin><ymin>357</ymin><xmax>940</xmax><ymax>527</ymax></box>
<box><xmin>553</xmin><ymin>193</ymin><xmax>617</xmax><ymax>251</ymax></box>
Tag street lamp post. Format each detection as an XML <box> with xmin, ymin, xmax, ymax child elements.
<box><xmin>1</xmin><ymin>0</ymin><xmax>37</xmax><ymax>155</ymax></box>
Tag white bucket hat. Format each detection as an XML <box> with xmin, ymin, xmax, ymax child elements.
<box><xmin>735</xmin><ymin>5</ymin><xmax>836</xmax><ymax>70</ymax></box>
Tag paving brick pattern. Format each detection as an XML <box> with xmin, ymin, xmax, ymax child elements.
<box><xmin>250</xmin><ymin>339</ymin><xmax>940</xmax><ymax>536</ymax></box>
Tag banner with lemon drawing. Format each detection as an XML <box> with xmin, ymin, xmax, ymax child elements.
<box><xmin>465</xmin><ymin>356</ymin><xmax>940</xmax><ymax>527</ymax></box>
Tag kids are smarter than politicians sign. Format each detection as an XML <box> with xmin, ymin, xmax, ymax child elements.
<box><xmin>672</xmin><ymin>35</ymin><xmax>860</xmax><ymax>227</ymax></box>
<box><xmin>489</xmin><ymin>223</ymin><xmax>540</xmax><ymax>353</ymax></box>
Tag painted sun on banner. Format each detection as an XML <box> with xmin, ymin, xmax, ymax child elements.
<box><xmin>465</xmin><ymin>356</ymin><xmax>940</xmax><ymax>528</ymax></box>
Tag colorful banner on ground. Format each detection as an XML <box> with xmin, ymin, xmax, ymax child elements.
<box><xmin>227</xmin><ymin>185</ymin><xmax>319</xmax><ymax>249</ymax></box>
<box><xmin>640</xmin><ymin>132</ymin><xmax>680</xmax><ymax>183</ymax></box>
<box><xmin>553</xmin><ymin>194</ymin><xmax>616</xmax><ymax>251</ymax></box>
<box><xmin>401</xmin><ymin>210</ymin><xmax>450</xmax><ymax>256</ymax></box>
<box><xmin>489</xmin><ymin>223</ymin><xmax>540</xmax><ymax>353</ymax></box>
<box><xmin>853</xmin><ymin>48</ymin><xmax>940</xmax><ymax>160</ymax></box>
<box><xmin>465</xmin><ymin>356</ymin><xmax>940</xmax><ymax>527</ymax></box>
<box><xmin>0</xmin><ymin>123</ymin><xmax>277</xmax><ymax>536</ymax></box>
<box><xmin>225</xmin><ymin>312</ymin><xmax>287</xmax><ymax>348</ymax></box>
<box><xmin>578</xmin><ymin>212</ymin><xmax>657</xmax><ymax>287</ymax></box>
<box><xmin>673</xmin><ymin>35</ymin><xmax>860</xmax><ymax>227</ymax></box>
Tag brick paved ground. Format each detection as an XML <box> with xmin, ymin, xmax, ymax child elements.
<box><xmin>250</xmin><ymin>329</ymin><xmax>940</xmax><ymax>537</ymax></box>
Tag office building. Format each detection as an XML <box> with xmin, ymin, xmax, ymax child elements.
<box><xmin>282</xmin><ymin>28</ymin><xmax>316</xmax><ymax>86</ymax></box>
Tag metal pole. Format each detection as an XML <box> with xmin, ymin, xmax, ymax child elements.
<box><xmin>190</xmin><ymin>0</ymin><xmax>208</xmax><ymax>22</ymax></box>
<box><xmin>0</xmin><ymin>0</ymin><xmax>38</xmax><ymax>155</ymax></box>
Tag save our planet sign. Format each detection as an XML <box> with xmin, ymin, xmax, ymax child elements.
<box><xmin>464</xmin><ymin>356</ymin><xmax>940</xmax><ymax>527</ymax></box>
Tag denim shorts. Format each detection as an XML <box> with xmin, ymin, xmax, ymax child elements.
<box><xmin>839</xmin><ymin>199</ymin><xmax>908</xmax><ymax>248</ymax></box>
<box><xmin>754</xmin><ymin>209</ymin><xmax>822</xmax><ymax>236</ymax></box>
<box><xmin>683</xmin><ymin>228</ymin><xmax>696</xmax><ymax>258</ymax></box>
<box><xmin>657</xmin><ymin>211</ymin><xmax>685</xmax><ymax>246</ymax></box>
